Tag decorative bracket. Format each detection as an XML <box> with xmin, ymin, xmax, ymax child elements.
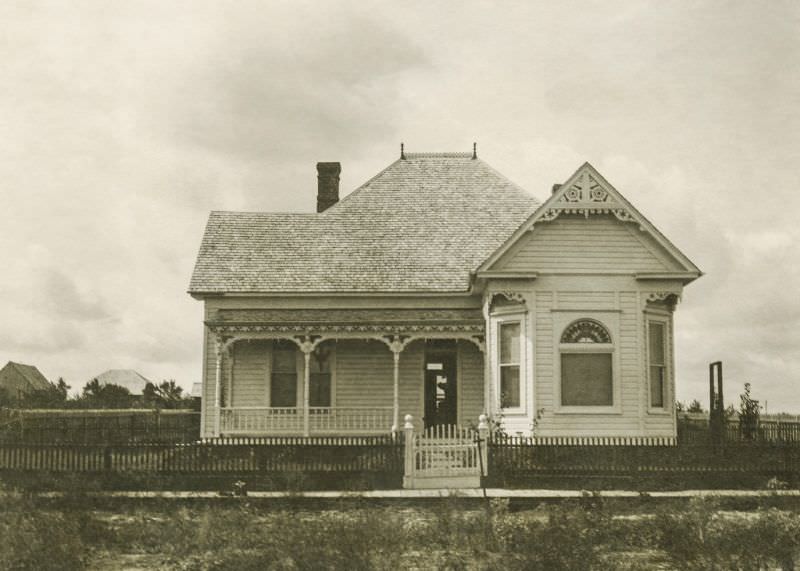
<box><xmin>644</xmin><ymin>291</ymin><xmax>681</xmax><ymax>310</ymax></box>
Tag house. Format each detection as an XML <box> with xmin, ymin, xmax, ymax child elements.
<box><xmin>0</xmin><ymin>361</ymin><xmax>51</xmax><ymax>404</ymax></box>
<box><xmin>90</xmin><ymin>369</ymin><xmax>151</xmax><ymax>396</ymax></box>
<box><xmin>189</xmin><ymin>148</ymin><xmax>701</xmax><ymax>442</ymax></box>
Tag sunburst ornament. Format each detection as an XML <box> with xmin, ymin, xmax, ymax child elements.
<box><xmin>560</xmin><ymin>319</ymin><xmax>611</xmax><ymax>344</ymax></box>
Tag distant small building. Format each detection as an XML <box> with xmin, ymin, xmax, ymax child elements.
<box><xmin>190</xmin><ymin>382</ymin><xmax>203</xmax><ymax>399</ymax></box>
<box><xmin>0</xmin><ymin>361</ymin><xmax>51</xmax><ymax>404</ymax></box>
<box><xmin>91</xmin><ymin>369</ymin><xmax>151</xmax><ymax>396</ymax></box>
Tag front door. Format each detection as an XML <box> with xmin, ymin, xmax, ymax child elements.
<box><xmin>424</xmin><ymin>341</ymin><xmax>457</xmax><ymax>428</ymax></box>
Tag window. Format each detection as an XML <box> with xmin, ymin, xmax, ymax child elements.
<box><xmin>270</xmin><ymin>341</ymin><xmax>297</xmax><ymax>407</ymax></box>
<box><xmin>309</xmin><ymin>346</ymin><xmax>332</xmax><ymax>408</ymax></box>
<box><xmin>559</xmin><ymin>319</ymin><xmax>614</xmax><ymax>407</ymax></box>
<box><xmin>648</xmin><ymin>321</ymin><xmax>667</xmax><ymax>408</ymax></box>
<box><xmin>499</xmin><ymin>322</ymin><xmax>521</xmax><ymax>408</ymax></box>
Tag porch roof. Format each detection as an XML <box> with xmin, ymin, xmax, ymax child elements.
<box><xmin>189</xmin><ymin>153</ymin><xmax>540</xmax><ymax>295</ymax></box>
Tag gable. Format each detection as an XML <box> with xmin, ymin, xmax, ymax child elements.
<box><xmin>479</xmin><ymin>162</ymin><xmax>701</xmax><ymax>279</ymax></box>
<box><xmin>494</xmin><ymin>213</ymin><xmax>679</xmax><ymax>272</ymax></box>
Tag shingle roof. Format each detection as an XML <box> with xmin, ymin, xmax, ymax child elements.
<box><xmin>92</xmin><ymin>369</ymin><xmax>151</xmax><ymax>395</ymax></box>
<box><xmin>189</xmin><ymin>153</ymin><xmax>540</xmax><ymax>293</ymax></box>
<box><xmin>2</xmin><ymin>362</ymin><xmax>51</xmax><ymax>391</ymax></box>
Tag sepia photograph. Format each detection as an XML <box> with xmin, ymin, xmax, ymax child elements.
<box><xmin>1</xmin><ymin>1</ymin><xmax>799</xmax><ymax>569</ymax></box>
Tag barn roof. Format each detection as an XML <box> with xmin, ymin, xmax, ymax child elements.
<box><xmin>92</xmin><ymin>369</ymin><xmax>151</xmax><ymax>395</ymax></box>
<box><xmin>0</xmin><ymin>362</ymin><xmax>51</xmax><ymax>391</ymax></box>
<box><xmin>189</xmin><ymin>153</ymin><xmax>540</xmax><ymax>294</ymax></box>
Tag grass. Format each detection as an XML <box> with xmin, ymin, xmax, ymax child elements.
<box><xmin>2</xmin><ymin>489</ymin><xmax>800</xmax><ymax>570</ymax></box>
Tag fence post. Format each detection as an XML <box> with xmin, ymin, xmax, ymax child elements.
<box><xmin>402</xmin><ymin>414</ymin><xmax>415</xmax><ymax>488</ymax></box>
<box><xmin>103</xmin><ymin>446</ymin><xmax>112</xmax><ymax>472</ymax></box>
<box><xmin>478</xmin><ymin>414</ymin><xmax>489</xmax><ymax>477</ymax></box>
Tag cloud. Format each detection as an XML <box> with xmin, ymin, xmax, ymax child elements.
<box><xmin>154</xmin><ymin>11</ymin><xmax>431</xmax><ymax>163</ymax></box>
<box><xmin>37</xmin><ymin>268</ymin><xmax>111</xmax><ymax>321</ymax></box>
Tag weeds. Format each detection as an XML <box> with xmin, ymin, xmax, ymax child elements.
<box><xmin>3</xmin><ymin>490</ymin><xmax>800</xmax><ymax>570</ymax></box>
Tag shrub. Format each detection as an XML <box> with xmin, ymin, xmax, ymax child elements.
<box><xmin>657</xmin><ymin>498</ymin><xmax>800</xmax><ymax>570</ymax></box>
<box><xmin>0</xmin><ymin>489</ymin><xmax>89</xmax><ymax>570</ymax></box>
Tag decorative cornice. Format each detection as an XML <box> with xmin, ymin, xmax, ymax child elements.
<box><xmin>537</xmin><ymin>206</ymin><xmax>636</xmax><ymax>224</ymax></box>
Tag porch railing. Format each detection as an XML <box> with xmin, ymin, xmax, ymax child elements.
<box><xmin>219</xmin><ymin>406</ymin><xmax>393</xmax><ymax>435</ymax></box>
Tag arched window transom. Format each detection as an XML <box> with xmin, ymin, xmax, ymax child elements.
<box><xmin>560</xmin><ymin>319</ymin><xmax>611</xmax><ymax>344</ymax></box>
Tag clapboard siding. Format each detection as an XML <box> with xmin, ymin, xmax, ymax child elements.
<box><xmin>335</xmin><ymin>340</ymin><xmax>394</xmax><ymax>407</ymax></box>
<box><xmin>498</xmin><ymin>215</ymin><xmax>675</xmax><ymax>272</ymax></box>
<box><xmin>399</xmin><ymin>341</ymin><xmax>424</xmax><ymax>427</ymax></box>
<box><xmin>459</xmin><ymin>341</ymin><xmax>484</xmax><ymax>424</ymax></box>
<box><xmin>556</xmin><ymin>291</ymin><xmax>616</xmax><ymax>311</ymax></box>
<box><xmin>534</xmin><ymin>292</ymin><xmax>555</xmax><ymax>411</ymax></box>
<box><xmin>202</xmin><ymin>331</ymin><xmax>217</xmax><ymax>436</ymax></box>
<box><xmin>533</xmin><ymin>286</ymin><xmax>673</xmax><ymax>438</ymax></box>
<box><xmin>230</xmin><ymin>341</ymin><xmax>268</xmax><ymax>407</ymax></box>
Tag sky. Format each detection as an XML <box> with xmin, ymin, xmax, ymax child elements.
<box><xmin>1</xmin><ymin>1</ymin><xmax>798</xmax><ymax>410</ymax></box>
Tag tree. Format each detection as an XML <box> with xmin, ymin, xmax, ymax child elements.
<box><xmin>143</xmin><ymin>380</ymin><xmax>187</xmax><ymax>409</ymax></box>
<box><xmin>80</xmin><ymin>379</ymin><xmax>132</xmax><ymax>409</ymax></box>
<box><xmin>20</xmin><ymin>378</ymin><xmax>71</xmax><ymax>408</ymax></box>
<box><xmin>687</xmin><ymin>399</ymin><xmax>704</xmax><ymax>413</ymax></box>
<box><xmin>739</xmin><ymin>382</ymin><xmax>761</xmax><ymax>441</ymax></box>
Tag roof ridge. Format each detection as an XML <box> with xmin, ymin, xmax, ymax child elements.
<box><xmin>211</xmin><ymin>210</ymin><xmax>316</xmax><ymax>216</ymax></box>
<box><xmin>404</xmin><ymin>152</ymin><xmax>472</xmax><ymax>159</ymax></box>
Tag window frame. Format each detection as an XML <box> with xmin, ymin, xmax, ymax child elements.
<box><xmin>645</xmin><ymin>313</ymin><xmax>671</xmax><ymax>414</ymax></box>
<box><xmin>491</xmin><ymin>310</ymin><xmax>527</xmax><ymax>415</ymax></box>
<box><xmin>554</xmin><ymin>312</ymin><xmax>621</xmax><ymax>415</ymax></box>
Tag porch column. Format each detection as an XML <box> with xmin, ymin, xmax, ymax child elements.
<box><xmin>482</xmin><ymin>297</ymin><xmax>494</xmax><ymax>418</ymax></box>
<box><xmin>299</xmin><ymin>340</ymin><xmax>314</xmax><ymax>437</ymax></box>
<box><xmin>226</xmin><ymin>345</ymin><xmax>235</xmax><ymax>410</ymax></box>
<box><xmin>389</xmin><ymin>338</ymin><xmax>405</xmax><ymax>433</ymax></box>
<box><xmin>213</xmin><ymin>339</ymin><xmax>224</xmax><ymax>437</ymax></box>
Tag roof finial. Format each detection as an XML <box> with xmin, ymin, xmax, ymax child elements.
<box><xmin>472</xmin><ymin>142</ymin><xmax>477</xmax><ymax>160</ymax></box>
<box><xmin>400</xmin><ymin>142</ymin><xmax>405</xmax><ymax>160</ymax></box>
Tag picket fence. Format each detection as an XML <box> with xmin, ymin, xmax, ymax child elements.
<box><xmin>0</xmin><ymin>435</ymin><xmax>403</xmax><ymax>473</ymax></box>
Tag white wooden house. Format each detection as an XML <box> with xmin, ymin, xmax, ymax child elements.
<box><xmin>189</xmin><ymin>149</ymin><xmax>700</xmax><ymax>442</ymax></box>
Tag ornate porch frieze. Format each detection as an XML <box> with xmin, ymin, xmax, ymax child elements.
<box><xmin>207</xmin><ymin>323</ymin><xmax>485</xmax><ymax>335</ymax></box>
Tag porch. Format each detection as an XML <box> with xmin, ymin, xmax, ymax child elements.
<box><xmin>205</xmin><ymin>308</ymin><xmax>488</xmax><ymax>438</ymax></box>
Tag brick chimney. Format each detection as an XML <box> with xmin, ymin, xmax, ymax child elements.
<box><xmin>316</xmin><ymin>162</ymin><xmax>341</xmax><ymax>212</ymax></box>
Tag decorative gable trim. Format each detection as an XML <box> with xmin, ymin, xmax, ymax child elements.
<box><xmin>477</xmin><ymin>162</ymin><xmax>702</xmax><ymax>277</ymax></box>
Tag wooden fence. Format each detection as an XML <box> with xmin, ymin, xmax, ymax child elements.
<box><xmin>0</xmin><ymin>409</ymin><xmax>200</xmax><ymax>444</ymax></box>
<box><xmin>488</xmin><ymin>434</ymin><xmax>800</xmax><ymax>482</ymax></box>
<box><xmin>677</xmin><ymin>416</ymin><xmax>800</xmax><ymax>445</ymax></box>
<box><xmin>0</xmin><ymin>435</ymin><xmax>403</xmax><ymax>474</ymax></box>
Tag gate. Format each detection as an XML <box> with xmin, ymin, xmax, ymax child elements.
<box><xmin>402</xmin><ymin>415</ymin><xmax>488</xmax><ymax>489</ymax></box>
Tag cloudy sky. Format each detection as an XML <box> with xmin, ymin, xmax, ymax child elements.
<box><xmin>1</xmin><ymin>1</ymin><xmax>798</xmax><ymax>410</ymax></box>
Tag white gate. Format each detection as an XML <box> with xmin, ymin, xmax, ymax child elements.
<box><xmin>402</xmin><ymin>415</ymin><xmax>488</xmax><ymax>489</ymax></box>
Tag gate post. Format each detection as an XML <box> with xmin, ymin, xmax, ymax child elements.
<box><xmin>402</xmin><ymin>414</ymin><xmax>415</xmax><ymax>489</ymax></box>
<box><xmin>478</xmin><ymin>414</ymin><xmax>489</xmax><ymax>476</ymax></box>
